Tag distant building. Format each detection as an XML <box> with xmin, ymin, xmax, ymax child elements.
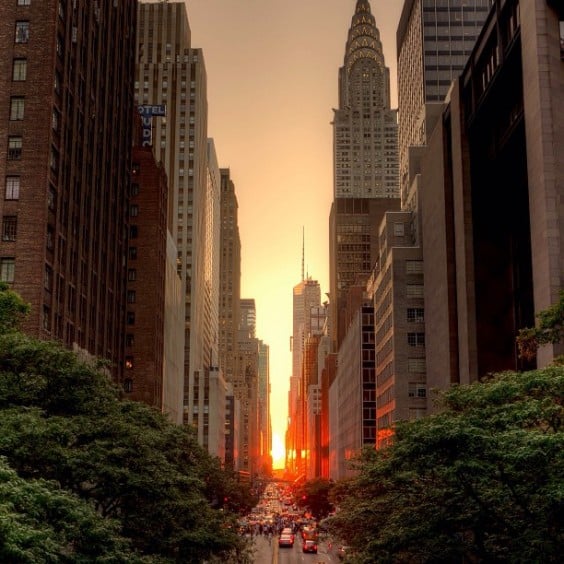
<box><xmin>0</xmin><ymin>0</ymin><xmax>137</xmax><ymax>382</ymax></box>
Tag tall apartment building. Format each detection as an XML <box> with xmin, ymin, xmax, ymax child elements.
<box><xmin>219</xmin><ymin>168</ymin><xmax>241</xmax><ymax>385</ymax></box>
<box><xmin>136</xmin><ymin>2</ymin><xmax>222</xmax><ymax>454</ymax></box>
<box><xmin>0</xmin><ymin>0</ymin><xmax>137</xmax><ymax>381</ymax></box>
<box><xmin>237</xmin><ymin>298</ymin><xmax>260</xmax><ymax>477</ymax></box>
<box><xmin>420</xmin><ymin>0</ymin><xmax>564</xmax><ymax>392</ymax></box>
<box><xmin>257</xmin><ymin>340</ymin><xmax>271</xmax><ymax>474</ymax></box>
<box><xmin>289</xmin><ymin>277</ymin><xmax>321</xmax><ymax>476</ymax></box>
<box><xmin>329</xmin><ymin>1</ymin><xmax>400</xmax><ymax>351</ymax></box>
<box><xmin>397</xmin><ymin>0</ymin><xmax>491</xmax><ymax>211</ymax></box>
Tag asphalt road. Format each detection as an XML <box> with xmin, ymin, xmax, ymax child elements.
<box><xmin>253</xmin><ymin>533</ymin><xmax>341</xmax><ymax>564</ymax></box>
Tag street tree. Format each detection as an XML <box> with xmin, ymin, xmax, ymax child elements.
<box><xmin>326</xmin><ymin>366</ymin><xmax>564</xmax><ymax>563</ymax></box>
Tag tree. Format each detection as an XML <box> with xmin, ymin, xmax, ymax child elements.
<box><xmin>0</xmin><ymin>458</ymin><xmax>144</xmax><ymax>563</ymax></box>
<box><xmin>0</xmin><ymin>329</ymin><xmax>249</xmax><ymax>562</ymax></box>
<box><xmin>295</xmin><ymin>478</ymin><xmax>335</xmax><ymax>519</ymax></box>
<box><xmin>517</xmin><ymin>290</ymin><xmax>564</xmax><ymax>363</ymax></box>
<box><xmin>326</xmin><ymin>367</ymin><xmax>564</xmax><ymax>563</ymax></box>
<box><xmin>0</xmin><ymin>282</ymin><xmax>29</xmax><ymax>335</ymax></box>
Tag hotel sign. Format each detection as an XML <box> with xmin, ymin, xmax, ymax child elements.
<box><xmin>137</xmin><ymin>105</ymin><xmax>166</xmax><ymax>147</ymax></box>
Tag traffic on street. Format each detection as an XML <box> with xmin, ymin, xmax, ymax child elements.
<box><xmin>238</xmin><ymin>482</ymin><xmax>347</xmax><ymax>563</ymax></box>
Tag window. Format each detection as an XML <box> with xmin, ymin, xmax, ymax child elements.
<box><xmin>0</xmin><ymin>258</ymin><xmax>15</xmax><ymax>283</ymax></box>
<box><xmin>408</xmin><ymin>358</ymin><xmax>426</xmax><ymax>373</ymax></box>
<box><xmin>130</xmin><ymin>183</ymin><xmax>139</xmax><ymax>196</ymax></box>
<box><xmin>12</xmin><ymin>59</ymin><xmax>27</xmax><ymax>81</ymax></box>
<box><xmin>123</xmin><ymin>378</ymin><xmax>133</xmax><ymax>393</ymax></box>
<box><xmin>128</xmin><ymin>247</ymin><xmax>137</xmax><ymax>260</ymax></box>
<box><xmin>408</xmin><ymin>383</ymin><xmax>427</xmax><ymax>398</ymax></box>
<box><xmin>406</xmin><ymin>260</ymin><xmax>423</xmax><ymax>274</ymax></box>
<box><xmin>407</xmin><ymin>308</ymin><xmax>425</xmax><ymax>323</ymax></box>
<box><xmin>407</xmin><ymin>332</ymin><xmax>425</xmax><ymax>347</ymax></box>
<box><xmin>129</xmin><ymin>204</ymin><xmax>139</xmax><ymax>217</ymax></box>
<box><xmin>129</xmin><ymin>225</ymin><xmax>138</xmax><ymax>239</ymax></box>
<box><xmin>2</xmin><ymin>216</ymin><xmax>17</xmax><ymax>241</ymax></box>
<box><xmin>126</xmin><ymin>312</ymin><xmax>135</xmax><ymax>325</ymax></box>
<box><xmin>52</xmin><ymin>108</ymin><xmax>59</xmax><ymax>131</ymax></box>
<box><xmin>393</xmin><ymin>223</ymin><xmax>404</xmax><ymax>236</ymax></box>
<box><xmin>560</xmin><ymin>21</ymin><xmax>564</xmax><ymax>60</ymax></box>
<box><xmin>5</xmin><ymin>177</ymin><xmax>20</xmax><ymax>200</ymax></box>
<box><xmin>127</xmin><ymin>269</ymin><xmax>136</xmax><ymax>281</ymax></box>
<box><xmin>15</xmin><ymin>21</ymin><xmax>29</xmax><ymax>43</ymax></box>
<box><xmin>125</xmin><ymin>356</ymin><xmax>134</xmax><ymax>369</ymax></box>
<box><xmin>10</xmin><ymin>97</ymin><xmax>25</xmax><ymax>120</ymax></box>
<box><xmin>406</xmin><ymin>284</ymin><xmax>424</xmax><ymax>298</ymax></box>
<box><xmin>126</xmin><ymin>334</ymin><xmax>134</xmax><ymax>347</ymax></box>
<box><xmin>127</xmin><ymin>290</ymin><xmax>136</xmax><ymax>303</ymax></box>
<box><xmin>17</xmin><ymin>0</ymin><xmax>32</xmax><ymax>5</ymax></box>
<box><xmin>8</xmin><ymin>137</ymin><xmax>22</xmax><ymax>160</ymax></box>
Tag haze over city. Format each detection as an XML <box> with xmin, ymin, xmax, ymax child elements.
<box><xmin>184</xmin><ymin>0</ymin><xmax>404</xmax><ymax>465</ymax></box>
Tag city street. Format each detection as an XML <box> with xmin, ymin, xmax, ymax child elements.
<box><xmin>253</xmin><ymin>533</ymin><xmax>340</xmax><ymax>564</ymax></box>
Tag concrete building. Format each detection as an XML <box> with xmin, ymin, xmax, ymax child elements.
<box><xmin>289</xmin><ymin>277</ymin><xmax>321</xmax><ymax>476</ymax></box>
<box><xmin>237</xmin><ymin>299</ymin><xmax>260</xmax><ymax>478</ymax></box>
<box><xmin>370</xmin><ymin>212</ymin><xmax>426</xmax><ymax>448</ymax></box>
<box><xmin>136</xmin><ymin>2</ymin><xmax>223</xmax><ymax>455</ymax></box>
<box><xmin>329</xmin><ymin>197</ymin><xmax>399</xmax><ymax>350</ymax></box>
<box><xmin>397</xmin><ymin>0</ymin><xmax>491</xmax><ymax>211</ymax></box>
<box><xmin>258</xmin><ymin>340</ymin><xmax>271</xmax><ymax>474</ymax></box>
<box><xmin>421</xmin><ymin>0</ymin><xmax>564</xmax><ymax>395</ymax></box>
<box><xmin>0</xmin><ymin>0</ymin><xmax>137</xmax><ymax>382</ymax></box>
<box><xmin>219</xmin><ymin>168</ymin><xmax>241</xmax><ymax>388</ymax></box>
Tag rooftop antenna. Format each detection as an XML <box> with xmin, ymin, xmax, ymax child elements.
<box><xmin>301</xmin><ymin>226</ymin><xmax>305</xmax><ymax>282</ymax></box>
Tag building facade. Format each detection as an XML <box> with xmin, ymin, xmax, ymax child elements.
<box><xmin>421</xmin><ymin>0</ymin><xmax>564</xmax><ymax>396</ymax></box>
<box><xmin>0</xmin><ymin>0</ymin><xmax>137</xmax><ymax>382</ymax></box>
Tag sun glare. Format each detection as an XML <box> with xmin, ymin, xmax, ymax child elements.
<box><xmin>271</xmin><ymin>433</ymin><xmax>286</xmax><ymax>469</ymax></box>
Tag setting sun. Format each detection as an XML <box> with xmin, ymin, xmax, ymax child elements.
<box><xmin>271</xmin><ymin>434</ymin><xmax>286</xmax><ymax>469</ymax></box>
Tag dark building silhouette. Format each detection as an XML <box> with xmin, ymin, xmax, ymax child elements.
<box><xmin>0</xmin><ymin>0</ymin><xmax>137</xmax><ymax>381</ymax></box>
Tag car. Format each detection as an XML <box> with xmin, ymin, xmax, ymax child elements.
<box><xmin>302</xmin><ymin>539</ymin><xmax>318</xmax><ymax>554</ymax></box>
<box><xmin>278</xmin><ymin>534</ymin><xmax>294</xmax><ymax>548</ymax></box>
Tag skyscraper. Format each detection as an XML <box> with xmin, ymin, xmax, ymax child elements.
<box><xmin>330</xmin><ymin>1</ymin><xmax>401</xmax><ymax>351</ymax></box>
<box><xmin>0</xmin><ymin>0</ymin><xmax>137</xmax><ymax>382</ymax></box>
<box><xmin>397</xmin><ymin>0</ymin><xmax>491</xmax><ymax>209</ymax></box>
<box><xmin>136</xmin><ymin>2</ymin><xmax>222</xmax><ymax>455</ymax></box>
<box><xmin>333</xmin><ymin>0</ymin><xmax>399</xmax><ymax>200</ymax></box>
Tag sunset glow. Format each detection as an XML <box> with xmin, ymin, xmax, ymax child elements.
<box><xmin>271</xmin><ymin>433</ymin><xmax>286</xmax><ymax>469</ymax></box>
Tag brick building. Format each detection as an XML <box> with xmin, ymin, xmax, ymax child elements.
<box><xmin>0</xmin><ymin>0</ymin><xmax>137</xmax><ymax>381</ymax></box>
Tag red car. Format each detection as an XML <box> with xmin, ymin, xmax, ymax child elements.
<box><xmin>303</xmin><ymin>539</ymin><xmax>318</xmax><ymax>554</ymax></box>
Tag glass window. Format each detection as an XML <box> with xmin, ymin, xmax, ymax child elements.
<box><xmin>2</xmin><ymin>216</ymin><xmax>17</xmax><ymax>241</ymax></box>
<box><xmin>406</xmin><ymin>260</ymin><xmax>423</xmax><ymax>274</ymax></box>
<box><xmin>8</xmin><ymin>137</ymin><xmax>22</xmax><ymax>160</ymax></box>
<box><xmin>127</xmin><ymin>269</ymin><xmax>136</xmax><ymax>281</ymax></box>
<box><xmin>407</xmin><ymin>308</ymin><xmax>425</xmax><ymax>323</ymax></box>
<box><xmin>393</xmin><ymin>222</ymin><xmax>404</xmax><ymax>236</ymax></box>
<box><xmin>128</xmin><ymin>247</ymin><xmax>137</xmax><ymax>260</ymax></box>
<box><xmin>17</xmin><ymin>0</ymin><xmax>32</xmax><ymax>5</ymax></box>
<box><xmin>15</xmin><ymin>21</ymin><xmax>29</xmax><ymax>43</ymax></box>
<box><xmin>123</xmin><ymin>378</ymin><xmax>133</xmax><ymax>393</ymax></box>
<box><xmin>407</xmin><ymin>332</ymin><xmax>425</xmax><ymax>347</ymax></box>
<box><xmin>126</xmin><ymin>312</ymin><xmax>135</xmax><ymax>325</ymax></box>
<box><xmin>129</xmin><ymin>204</ymin><xmax>139</xmax><ymax>217</ymax></box>
<box><xmin>12</xmin><ymin>59</ymin><xmax>27</xmax><ymax>81</ymax></box>
<box><xmin>127</xmin><ymin>290</ymin><xmax>136</xmax><ymax>304</ymax></box>
<box><xmin>5</xmin><ymin>177</ymin><xmax>20</xmax><ymax>200</ymax></box>
<box><xmin>10</xmin><ymin>97</ymin><xmax>25</xmax><ymax>120</ymax></box>
<box><xmin>0</xmin><ymin>258</ymin><xmax>15</xmax><ymax>283</ymax></box>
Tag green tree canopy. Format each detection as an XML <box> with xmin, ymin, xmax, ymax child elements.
<box><xmin>326</xmin><ymin>367</ymin><xmax>564</xmax><ymax>563</ymax></box>
<box><xmin>0</xmin><ymin>282</ymin><xmax>29</xmax><ymax>335</ymax></box>
<box><xmin>295</xmin><ymin>478</ymin><xmax>335</xmax><ymax>520</ymax></box>
<box><xmin>0</xmin><ymin>329</ymin><xmax>248</xmax><ymax>562</ymax></box>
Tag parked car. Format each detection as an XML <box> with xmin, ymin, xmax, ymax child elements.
<box><xmin>303</xmin><ymin>539</ymin><xmax>318</xmax><ymax>554</ymax></box>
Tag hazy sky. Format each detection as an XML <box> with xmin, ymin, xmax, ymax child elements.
<box><xmin>183</xmin><ymin>0</ymin><xmax>404</xmax><ymax>464</ymax></box>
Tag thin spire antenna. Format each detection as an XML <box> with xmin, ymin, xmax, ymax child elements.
<box><xmin>301</xmin><ymin>226</ymin><xmax>305</xmax><ymax>281</ymax></box>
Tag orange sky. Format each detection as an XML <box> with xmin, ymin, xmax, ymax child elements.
<box><xmin>184</xmin><ymin>0</ymin><xmax>404</xmax><ymax>464</ymax></box>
